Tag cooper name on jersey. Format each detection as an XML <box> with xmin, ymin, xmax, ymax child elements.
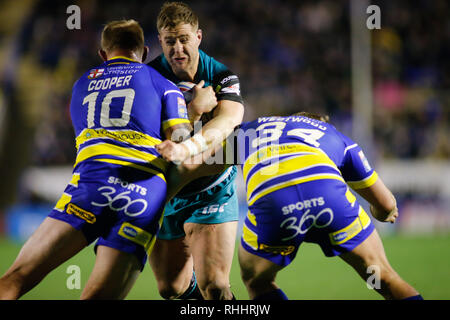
<box><xmin>87</xmin><ymin>64</ymin><xmax>143</xmax><ymax>91</ymax></box>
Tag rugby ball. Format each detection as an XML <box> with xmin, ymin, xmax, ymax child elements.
<box><xmin>177</xmin><ymin>81</ymin><xmax>196</xmax><ymax>103</ymax></box>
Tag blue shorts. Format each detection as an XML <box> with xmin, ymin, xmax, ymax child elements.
<box><xmin>157</xmin><ymin>166</ymin><xmax>239</xmax><ymax>240</ymax></box>
<box><xmin>241</xmin><ymin>179</ymin><xmax>375</xmax><ymax>267</ymax></box>
<box><xmin>48</xmin><ymin>161</ymin><xmax>167</xmax><ymax>269</ymax></box>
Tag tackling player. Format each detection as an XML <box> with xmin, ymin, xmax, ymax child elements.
<box><xmin>148</xmin><ymin>2</ymin><xmax>244</xmax><ymax>300</ymax></box>
<box><xmin>180</xmin><ymin>112</ymin><xmax>423</xmax><ymax>300</ymax></box>
<box><xmin>0</xmin><ymin>20</ymin><xmax>191</xmax><ymax>299</ymax></box>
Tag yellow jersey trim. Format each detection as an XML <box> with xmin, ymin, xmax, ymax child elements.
<box><xmin>76</xmin><ymin>128</ymin><xmax>162</xmax><ymax>150</ymax></box>
<box><xmin>247</xmin><ymin>210</ymin><xmax>257</xmax><ymax>226</ymax></box>
<box><xmin>162</xmin><ymin>118</ymin><xmax>191</xmax><ymax>131</ymax></box>
<box><xmin>347</xmin><ymin>171</ymin><xmax>378</xmax><ymax>190</ymax></box>
<box><xmin>69</xmin><ymin>173</ymin><xmax>80</xmax><ymax>187</ymax></box>
<box><xmin>248</xmin><ymin>173</ymin><xmax>345</xmax><ymax>206</ymax></box>
<box><xmin>329</xmin><ymin>207</ymin><xmax>371</xmax><ymax>245</ymax></box>
<box><xmin>108</xmin><ymin>62</ymin><xmax>130</xmax><ymax>65</ymax></box>
<box><xmin>118</xmin><ymin>222</ymin><xmax>156</xmax><ymax>255</ymax></box>
<box><xmin>246</xmin><ymin>153</ymin><xmax>340</xmax><ymax>198</ymax></box>
<box><xmin>243</xmin><ymin>143</ymin><xmax>329</xmax><ymax>182</ymax></box>
<box><xmin>242</xmin><ymin>223</ymin><xmax>258</xmax><ymax>250</ymax></box>
<box><xmin>108</xmin><ymin>56</ymin><xmax>139</xmax><ymax>63</ymax></box>
<box><xmin>54</xmin><ymin>193</ymin><xmax>72</xmax><ymax>212</ymax></box>
<box><xmin>74</xmin><ymin>142</ymin><xmax>168</xmax><ymax>173</ymax></box>
<box><xmin>94</xmin><ymin>159</ymin><xmax>166</xmax><ymax>182</ymax></box>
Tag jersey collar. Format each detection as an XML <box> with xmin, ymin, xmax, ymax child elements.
<box><xmin>106</xmin><ymin>56</ymin><xmax>139</xmax><ymax>66</ymax></box>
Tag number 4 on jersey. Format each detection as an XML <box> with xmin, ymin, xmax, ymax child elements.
<box><xmin>287</xmin><ymin>128</ymin><xmax>324</xmax><ymax>147</ymax></box>
<box><xmin>253</xmin><ymin>121</ymin><xmax>325</xmax><ymax>148</ymax></box>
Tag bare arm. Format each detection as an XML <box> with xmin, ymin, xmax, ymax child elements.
<box><xmin>157</xmin><ymin>99</ymin><xmax>244</xmax><ymax>163</ymax></box>
<box><xmin>198</xmin><ymin>99</ymin><xmax>244</xmax><ymax>150</ymax></box>
<box><xmin>354</xmin><ymin>178</ymin><xmax>398</xmax><ymax>223</ymax></box>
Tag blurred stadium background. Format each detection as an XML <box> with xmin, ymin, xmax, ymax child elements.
<box><xmin>0</xmin><ymin>0</ymin><xmax>448</xmax><ymax>299</ymax></box>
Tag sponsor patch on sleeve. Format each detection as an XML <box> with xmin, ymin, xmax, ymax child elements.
<box><xmin>358</xmin><ymin>150</ymin><xmax>372</xmax><ymax>172</ymax></box>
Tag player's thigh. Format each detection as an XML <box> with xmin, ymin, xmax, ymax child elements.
<box><xmin>339</xmin><ymin>228</ymin><xmax>392</xmax><ymax>279</ymax></box>
<box><xmin>81</xmin><ymin>245</ymin><xmax>141</xmax><ymax>300</ymax></box>
<box><xmin>149</xmin><ymin>237</ymin><xmax>193</xmax><ymax>286</ymax></box>
<box><xmin>4</xmin><ymin>217</ymin><xmax>87</xmax><ymax>283</ymax></box>
<box><xmin>238</xmin><ymin>242</ymin><xmax>283</xmax><ymax>284</ymax></box>
<box><xmin>184</xmin><ymin>221</ymin><xmax>237</xmax><ymax>281</ymax></box>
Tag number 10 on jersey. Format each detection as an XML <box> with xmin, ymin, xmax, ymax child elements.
<box><xmin>82</xmin><ymin>88</ymin><xmax>135</xmax><ymax>128</ymax></box>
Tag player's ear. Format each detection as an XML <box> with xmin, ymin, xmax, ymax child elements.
<box><xmin>196</xmin><ymin>29</ymin><xmax>203</xmax><ymax>44</ymax></box>
<box><xmin>142</xmin><ymin>46</ymin><xmax>149</xmax><ymax>63</ymax></box>
<box><xmin>98</xmin><ymin>49</ymin><xmax>108</xmax><ymax>62</ymax></box>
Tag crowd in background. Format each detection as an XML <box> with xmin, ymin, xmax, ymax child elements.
<box><xmin>1</xmin><ymin>0</ymin><xmax>449</xmax><ymax>168</ymax></box>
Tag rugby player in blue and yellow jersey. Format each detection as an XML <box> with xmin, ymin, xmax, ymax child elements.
<box><xmin>182</xmin><ymin>112</ymin><xmax>423</xmax><ymax>300</ymax></box>
<box><xmin>0</xmin><ymin>20</ymin><xmax>191</xmax><ymax>300</ymax></box>
<box><xmin>147</xmin><ymin>2</ymin><xmax>244</xmax><ymax>300</ymax></box>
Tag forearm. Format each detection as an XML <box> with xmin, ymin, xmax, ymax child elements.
<box><xmin>354</xmin><ymin>179</ymin><xmax>398</xmax><ymax>222</ymax></box>
<box><xmin>196</xmin><ymin>100</ymin><xmax>243</xmax><ymax>150</ymax></box>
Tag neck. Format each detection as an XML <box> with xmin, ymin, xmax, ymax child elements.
<box><xmin>107</xmin><ymin>49</ymin><xmax>140</xmax><ymax>62</ymax></box>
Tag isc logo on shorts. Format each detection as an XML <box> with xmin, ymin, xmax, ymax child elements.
<box><xmin>200</xmin><ymin>203</ymin><xmax>228</xmax><ymax>215</ymax></box>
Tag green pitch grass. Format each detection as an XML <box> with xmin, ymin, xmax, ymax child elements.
<box><xmin>0</xmin><ymin>233</ymin><xmax>449</xmax><ymax>300</ymax></box>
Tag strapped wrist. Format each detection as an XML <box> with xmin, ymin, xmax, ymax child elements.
<box><xmin>181</xmin><ymin>133</ymin><xmax>208</xmax><ymax>157</ymax></box>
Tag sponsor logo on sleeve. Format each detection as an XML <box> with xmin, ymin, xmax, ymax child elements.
<box><xmin>358</xmin><ymin>150</ymin><xmax>372</xmax><ymax>172</ymax></box>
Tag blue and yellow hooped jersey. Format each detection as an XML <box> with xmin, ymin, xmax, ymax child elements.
<box><xmin>70</xmin><ymin>56</ymin><xmax>190</xmax><ymax>178</ymax></box>
<box><xmin>150</xmin><ymin>50</ymin><xmax>243</xmax><ymax>195</ymax></box>
<box><xmin>234</xmin><ymin>116</ymin><xmax>379</xmax><ymax>205</ymax></box>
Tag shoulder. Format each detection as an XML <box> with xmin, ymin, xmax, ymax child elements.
<box><xmin>148</xmin><ymin>54</ymin><xmax>174</xmax><ymax>78</ymax></box>
<box><xmin>200</xmin><ymin>50</ymin><xmax>230</xmax><ymax>75</ymax></box>
<box><xmin>148</xmin><ymin>54</ymin><xmax>164</xmax><ymax>70</ymax></box>
<box><xmin>72</xmin><ymin>65</ymin><xmax>102</xmax><ymax>91</ymax></box>
<box><xmin>139</xmin><ymin>64</ymin><xmax>178</xmax><ymax>95</ymax></box>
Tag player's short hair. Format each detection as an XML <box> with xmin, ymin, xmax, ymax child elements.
<box><xmin>157</xmin><ymin>1</ymin><xmax>199</xmax><ymax>32</ymax></box>
<box><xmin>292</xmin><ymin>111</ymin><xmax>330</xmax><ymax>123</ymax></box>
<box><xmin>101</xmin><ymin>19</ymin><xmax>144</xmax><ymax>54</ymax></box>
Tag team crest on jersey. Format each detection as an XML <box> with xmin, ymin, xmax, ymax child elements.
<box><xmin>87</xmin><ymin>68</ymin><xmax>105</xmax><ymax>79</ymax></box>
<box><xmin>177</xmin><ymin>97</ymin><xmax>187</xmax><ymax>117</ymax></box>
<box><xmin>177</xmin><ymin>96</ymin><xmax>186</xmax><ymax>107</ymax></box>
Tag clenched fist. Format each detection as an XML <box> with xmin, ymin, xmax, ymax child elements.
<box><xmin>156</xmin><ymin>140</ymin><xmax>190</xmax><ymax>164</ymax></box>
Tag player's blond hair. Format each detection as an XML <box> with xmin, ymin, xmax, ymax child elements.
<box><xmin>156</xmin><ymin>1</ymin><xmax>199</xmax><ymax>32</ymax></box>
<box><xmin>291</xmin><ymin>111</ymin><xmax>330</xmax><ymax>123</ymax></box>
<box><xmin>101</xmin><ymin>19</ymin><xmax>145</xmax><ymax>54</ymax></box>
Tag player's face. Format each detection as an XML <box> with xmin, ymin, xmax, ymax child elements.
<box><xmin>159</xmin><ymin>23</ymin><xmax>202</xmax><ymax>80</ymax></box>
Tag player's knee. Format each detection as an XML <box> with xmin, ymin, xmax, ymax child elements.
<box><xmin>366</xmin><ymin>262</ymin><xmax>401</xmax><ymax>296</ymax></box>
<box><xmin>200</xmin><ymin>280</ymin><xmax>231</xmax><ymax>300</ymax></box>
<box><xmin>240</xmin><ymin>269</ymin><xmax>273</xmax><ymax>292</ymax></box>
<box><xmin>157</xmin><ymin>282</ymin><xmax>186</xmax><ymax>300</ymax></box>
<box><xmin>0</xmin><ymin>268</ymin><xmax>29</xmax><ymax>299</ymax></box>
